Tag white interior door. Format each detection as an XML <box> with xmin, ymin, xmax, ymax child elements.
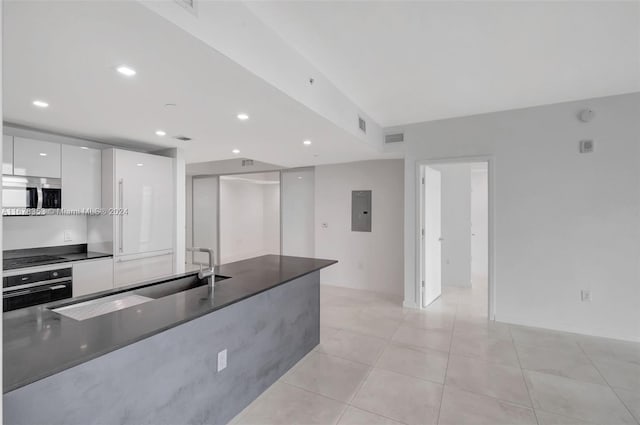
<box><xmin>422</xmin><ymin>166</ymin><xmax>442</xmax><ymax>307</ymax></box>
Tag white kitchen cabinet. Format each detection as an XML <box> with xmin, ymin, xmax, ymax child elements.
<box><xmin>62</xmin><ymin>144</ymin><xmax>101</xmax><ymax>210</ymax></box>
<box><xmin>13</xmin><ymin>137</ymin><xmax>61</xmax><ymax>178</ymax></box>
<box><xmin>114</xmin><ymin>251</ymin><xmax>174</xmax><ymax>287</ymax></box>
<box><xmin>72</xmin><ymin>257</ymin><xmax>114</xmax><ymax>297</ymax></box>
<box><xmin>3</xmin><ymin>135</ymin><xmax>14</xmax><ymax>174</ymax></box>
<box><xmin>98</xmin><ymin>148</ymin><xmax>175</xmax><ymax>286</ymax></box>
<box><xmin>112</xmin><ymin>149</ymin><xmax>174</xmax><ymax>255</ymax></box>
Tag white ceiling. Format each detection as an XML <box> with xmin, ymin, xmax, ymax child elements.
<box><xmin>3</xmin><ymin>1</ymin><xmax>389</xmax><ymax>167</ymax></box>
<box><xmin>246</xmin><ymin>1</ymin><xmax>640</xmax><ymax>127</ymax></box>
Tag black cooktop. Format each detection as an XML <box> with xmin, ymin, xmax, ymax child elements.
<box><xmin>3</xmin><ymin>255</ymin><xmax>66</xmax><ymax>270</ymax></box>
<box><xmin>3</xmin><ymin>244</ymin><xmax>113</xmax><ymax>271</ymax></box>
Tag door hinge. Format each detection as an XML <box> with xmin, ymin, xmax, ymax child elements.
<box><xmin>422</xmin><ymin>177</ymin><xmax>425</xmax><ymax>184</ymax></box>
<box><xmin>421</xmin><ymin>228</ymin><xmax>425</xmax><ymax>237</ymax></box>
<box><xmin>421</xmin><ymin>280</ymin><xmax>425</xmax><ymax>288</ymax></box>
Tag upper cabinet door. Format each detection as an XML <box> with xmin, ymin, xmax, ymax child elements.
<box><xmin>13</xmin><ymin>137</ymin><xmax>61</xmax><ymax>178</ymax></box>
<box><xmin>3</xmin><ymin>135</ymin><xmax>14</xmax><ymax>175</ymax></box>
<box><xmin>61</xmin><ymin>145</ymin><xmax>101</xmax><ymax>210</ymax></box>
<box><xmin>115</xmin><ymin>150</ymin><xmax>174</xmax><ymax>255</ymax></box>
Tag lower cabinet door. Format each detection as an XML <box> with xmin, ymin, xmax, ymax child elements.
<box><xmin>114</xmin><ymin>251</ymin><xmax>174</xmax><ymax>288</ymax></box>
<box><xmin>72</xmin><ymin>258</ymin><xmax>114</xmax><ymax>298</ymax></box>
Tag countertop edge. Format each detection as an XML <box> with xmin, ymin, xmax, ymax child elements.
<box><xmin>4</xmin><ymin>256</ymin><xmax>336</xmax><ymax>393</ymax></box>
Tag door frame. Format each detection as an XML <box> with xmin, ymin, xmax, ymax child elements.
<box><xmin>415</xmin><ymin>155</ymin><xmax>496</xmax><ymax>319</ymax></box>
<box><xmin>420</xmin><ymin>165</ymin><xmax>443</xmax><ymax>307</ymax></box>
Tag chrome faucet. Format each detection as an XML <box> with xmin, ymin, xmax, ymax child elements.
<box><xmin>187</xmin><ymin>247</ymin><xmax>216</xmax><ymax>288</ymax></box>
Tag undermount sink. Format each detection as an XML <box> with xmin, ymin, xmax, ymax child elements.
<box><xmin>52</xmin><ymin>294</ymin><xmax>153</xmax><ymax>321</ymax></box>
<box><xmin>51</xmin><ymin>274</ymin><xmax>230</xmax><ymax>321</ymax></box>
<box><xmin>132</xmin><ymin>274</ymin><xmax>230</xmax><ymax>299</ymax></box>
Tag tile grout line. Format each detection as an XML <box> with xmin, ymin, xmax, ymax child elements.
<box><xmin>510</xmin><ymin>324</ymin><xmax>541</xmax><ymax>425</ymax></box>
<box><xmin>575</xmin><ymin>341</ymin><xmax>640</xmax><ymax>425</ymax></box>
<box><xmin>341</xmin><ymin>319</ymin><xmax>407</xmax><ymax>424</ymax></box>
<box><xmin>435</xmin><ymin>297</ymin><xmax>459</xmax><ymax>425</ymax></box>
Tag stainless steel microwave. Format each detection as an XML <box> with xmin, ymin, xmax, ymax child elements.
<box><xmin>2</xmin><ymin>176</ymin><xmax>62</xmax><ymax>215</ymax></box>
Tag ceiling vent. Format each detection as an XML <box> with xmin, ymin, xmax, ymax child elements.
<box><xmin>174</xmin><ymin>0</ymin><xmax>197</xmax><ymax>15</ymax></box>
<box><xmin>385</xmin><ymin>133</ymin><xmax>404</xmax><ymax>144</ymax></box>
<box><xmin>174</xmin><ymin>135</ymin><xmax>192</xmax><ymax>141</ymax></box>
<box><xmin>358</xmin><ymin>116</ymin><xmax>367</xmax><ymax>134</ymax></box>
<box><xmin>242</xmin><ymin>159</ymin><xmax>254</xmax><ymax>167</ymax></box>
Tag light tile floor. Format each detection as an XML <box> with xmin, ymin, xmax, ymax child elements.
<box><xmin>231</xmin><ymin>282</ymin><xmax>640</xmax><ymax>425</ymax></box>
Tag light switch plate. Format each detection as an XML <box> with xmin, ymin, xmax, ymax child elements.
<box><xmin>63</xmin><ymin>231</ymin><xmax>72</xmax><ymax>242</ymax></box>
<box><xmin>581</xmin><ymin>290</ymin><xmax>592</xmax><ymax>302</ymax></box>
<box><xmin>217</xmin><ymin>349</ymin><xmax>227</xmax><ymax>372</ymax></box>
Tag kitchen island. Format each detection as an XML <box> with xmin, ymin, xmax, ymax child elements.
<box><xmin>4</xmin><ymin>255</ymin><xmax>336</xmax><ymax>425</ymax></box>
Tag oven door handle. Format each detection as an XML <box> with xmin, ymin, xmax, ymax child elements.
<box><xmin>36</xmin><ymin>186</ymin><xmax>43</xmax><ymax>209</ymax></box>
<box><xmin>3</xmin><ymin>289</ymin><xmax>32</xmax><ymax>298</ymax></box>
<box><xmin>3</xmin><ymin>284</ymin><xmax>69</xmax><ymax>298</ymax></box>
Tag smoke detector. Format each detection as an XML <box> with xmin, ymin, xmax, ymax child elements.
<box><xmin>578</xmin><ymin>109</ymin><xmax>595</xmax><ymax>123</ymax></box>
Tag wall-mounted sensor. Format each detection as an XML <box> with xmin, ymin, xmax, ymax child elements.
<box><xmin>579</xmin><ymin>140</ymin><xmax>594</xmax><ymax>153</ymax></box>
<box><xmin>578</xmin><ymin>109</ymin><xmax>595</xmax><ymax>123</ymax></box>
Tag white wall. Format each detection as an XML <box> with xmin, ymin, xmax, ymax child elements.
<box><xmin>471</xmin><ymin>165</ymin><xmax>489</xmax><ymax>284</ymax></box>
<box><xmin>191</xmin><ymin>176</ymin><xmax>218</xmax><ymax>265</ymax></box>
<box><xmin>263</xmin><ymin>183</ymin><xmax>281</xmax><ymax>256</ymax></box>
<box><xmin>401</xmin><ymin>92</ymin><xmax>640</xmax><ymax>342</ymax></box>
<box><xmin>281</xmin><ymin>168</ymin><xmax>315</xmax><ymax>257</ymax></box>
<box><xmin>433</xmin><ymin>163</ymin><xmax>472</xmax><ymax>288</ymax></box>
<box><xmin>3</xmin><ymin>215</ymin><xmax>87</xmax><ymax>250</ymax></box>
<box><xmin>219</xmin><ymin>175</ymin><xmax>280</xmax><ymax>263</ymax></box>
<box><xmin>315</xmin><ymin>160</ymin><xmax>404</xmax><ymax>297</ymax></box>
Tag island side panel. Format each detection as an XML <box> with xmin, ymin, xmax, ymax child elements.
<box><xmin>4</xmin><ymin>271</ymin><xmax>320</xmax><ymax>425</ymax></box>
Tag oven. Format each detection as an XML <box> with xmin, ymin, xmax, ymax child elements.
<box><xmin>2</xmin><ymin>176</ymin><xmax>62</xmax><ymax>215</ymax></box>
<box><xmin>3</xmin><ymin>267</ymin><xmax>73</xmax><ymax>312</ymax></box>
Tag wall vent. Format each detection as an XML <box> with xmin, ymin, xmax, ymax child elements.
<box><xmin>174</xmin><ymin>135</ymin><xmax>192</xmax><ymax>141</ymax></box>
<box><xmin>174</xmin><ymin>0</ymin><xmax>197</xmax><ymax>15</ymax></box>
<box><xmin>384</xmin><ymin>133</ymin><xmax>404</xmax><ymax>143</ymax></box>
<box><xmin>241</xmin><ymin>159</ymin><xmax>254</xmax><ymax>167</ymax></box>
<box><xmin>358</xmin><ymin>116</ymin><xmax>367</xmax><ymax>133</ymax></box>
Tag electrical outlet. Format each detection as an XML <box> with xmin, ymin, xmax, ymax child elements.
<box><xmin>581</xmin><ymin>290</ymin><xmax>592</xmax><ymax>302</ymax></box>
<box><xmin>217</xmin><ymin>349</ymin><xmax>227</xmax><ymax>372</ymax></box>
<box><xmin>63</xmin><ymin>231</ymin><xmax>72</xmax><ymax>242</ymax></box>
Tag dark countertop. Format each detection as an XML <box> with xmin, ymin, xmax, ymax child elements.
<box><xmin>3</xmin><ymin>244</ymin><xmax>112</xmax><ymax>271</ymax></box>
<box><xmin>3</xmin><ymin>255</ymin><xmax>336</xmax><ymax>393</ymax></box>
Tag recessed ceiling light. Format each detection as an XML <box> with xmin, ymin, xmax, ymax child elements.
<box><xmin>155</xmin><ymin>130</ymin><xmax>166</xmax><ymax>136</ymax></box>
<box><xmin>116</xmin><ymin>65</ymin><xmax>136</xmax><ymax>77</ymax></box>
<box><xmin>39</xmin><ymin>153</ymin><xmax>47</xmax><ymax>156</ymax></box>
<box><xmin>32</xmin><ymin>100</ymin><xmax>49</xmax><ymax>108</ymax></box>
<box><xmin>136</xmin><ymin>163</ymin><xmax>144</xmax><ymax>167</ymax></box>
<box><xmin>303</xmin><ymin>140</ymin><xmax>312</xmax><ymax>145</ymax></box>
<box><xmin>237</xmin><ymin>113</ymin><xmax>249</xmax><ymax>121</ymax></box>
<box><xmin>232</xmin><ymin>149</ymin><xmax>240</xmax><ymax>154</ymax></box>
<box><xmin>80</xmin><ymin>147</ymin><xmax>89</xmax><ymax>150</ymax></box>
<box><xmin>297</xmin><ymin>176</ymin><xmax>303</xmax><ymax>180</ymax></box>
